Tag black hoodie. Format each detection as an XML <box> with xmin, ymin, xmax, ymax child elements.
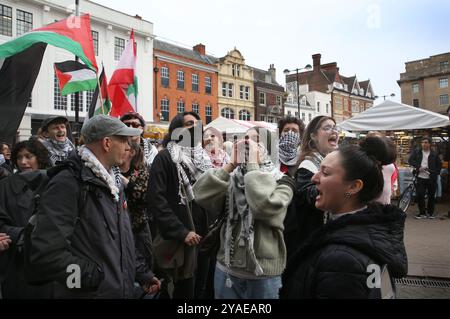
<box><xmin>281</xmin><ymin>204</ymin><xmax>408</xmax><ymax>299</ymax></box>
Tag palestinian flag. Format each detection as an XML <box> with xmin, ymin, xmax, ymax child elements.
<box><xmin>86</xmin><ymin>66</ymin><xmax>111</xmax><ymax>120</ymax></box>
<box><xmin>109</xmin><ymin>31</ymin><xmax>138</xmax><ymax>117</ymax></box>
<box><xmin>0</xmin><ymin>14</ymin><xmax>97</xmax><ymax>71</ymax></box>
<box><xmin>54</xmin><ymin>60</ymin><xmax>97</xmax><ymax>96</ymax></box>
<box><xmin>0</xmin><ymin>14</ymin><xmax>97</xmax><ymax>142</ymax></box>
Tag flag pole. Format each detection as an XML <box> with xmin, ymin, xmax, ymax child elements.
<box><xmin>74</xmin><ymin>0</ymin><xmax>80</xmax><ymax>145</ymax></box>
<box><xmin>97</xmin><ymin>63</ymin><xmax>105</xmax><ymax>114</ymax></box>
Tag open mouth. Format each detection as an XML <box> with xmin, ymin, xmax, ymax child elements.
<box><xmin>328</xmin><ymin>136</ymin><xmax>338</xmax><ymax>146</ymax></box>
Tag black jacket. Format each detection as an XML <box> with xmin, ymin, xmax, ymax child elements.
<box><xmin>148</xmin><ymin>149</ymin><xmax>208</xmax><ymax>240</ymax></box>
<box><xmin>281</xmin><ymin>204</ymin><xmax>408</xmax><ymax>299</ymax></box>
<box><xmin>0</xmin><ymin>171</ymin><xmax>53</xmax><ymax>298</ymax></box>
<box><xmin>283</xmin><ymin>168</ymin><xmax>324</xmax><ymax>261</ymax></box>
<box><xmin>408</xmin><ymin>148</ymin><xmax>442</xmax><ymax>180</ymax></box>
<box><xmin>27</xmin><ymin>154</ymin><xmax>145</xmax><ymax>299</ymax></box>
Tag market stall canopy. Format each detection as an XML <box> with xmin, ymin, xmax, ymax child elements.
<box><xmin>338</xmin><ymin>100</ymin><xmax>450</xmax><ymax>131</ymax></box>
<box><xmin>205</xmin><ymin>117</ymin><xmax>278</xmax><ymax>134</ymax></box>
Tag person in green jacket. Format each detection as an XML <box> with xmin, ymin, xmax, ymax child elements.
<box><xmin>193</xmin><ymin>127</ymin><xmax>295</xmax><ymax>299</ymax></box>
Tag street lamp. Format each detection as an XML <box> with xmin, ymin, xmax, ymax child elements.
<box><xmin>374</xmin><ymin>93</ymin><xmax>395</xmax><ymax>101</ymax></box>
<box><xmin>284</xmin><ymin>64</ymin><xmax>313</xmax><ymax>119</ymax></box>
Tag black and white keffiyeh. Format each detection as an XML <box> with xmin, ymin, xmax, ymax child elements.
<box><xmin>43</xmin><ymin>138</ymin><xmax>75</xmax><ymax>166</ymax></box>
<box><xmin>142</xmin><ymin>138</ymin><xmax>159</xmax><ymax>169</ymax></box>
<box><xmin>279</xmin><ymin>131</ymin><xmax>301</xmax><ymax>166</ymax></box>
<box><xmin>167</xmin><ymin>141</ymin><xmax>212</xmax><ymax>205</ymax></box>
<box><xmin>79</xmin><ymin>145</ymin><xmax>120</xmax><ymax>202</ymax></box>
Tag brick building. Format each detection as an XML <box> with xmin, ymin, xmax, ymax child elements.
<box><xmin>153</xmin><ymin>40</ymin><xmax>218</xmax><ymax>124</ymax></box>
<box><xmin>398</xmin><ymin>52</ymin><xmax>450</xmax><ymax>114</ymax></box>
<box><xmin>252</xmin><ymin>65</ymin><xmax>285</xmax><ymax>123</ymax></box>
<box><xmin>285</xmin><ymin>54</ymin><xmax>375</xmax><ymax>123</ymax></box>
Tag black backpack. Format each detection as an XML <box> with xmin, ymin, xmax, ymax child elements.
<box><xmin>21</xmin><ymin>162</ymin><xmax>90</xmax><ymax>285</ymax></box>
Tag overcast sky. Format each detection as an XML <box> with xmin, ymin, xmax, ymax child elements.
<box><xmin>93</xmin><ymin>0</ymin><xmax>450</xmax><ymax>104</ymax></box>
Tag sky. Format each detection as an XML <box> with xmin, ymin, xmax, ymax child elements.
<box><xmin>93</xmin><ymin>0</ymin><xmax>450</xmax><ymax>103</ymax></box>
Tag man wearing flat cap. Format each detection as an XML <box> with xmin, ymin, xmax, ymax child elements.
<box><xmin>27</xmin><ymin>115</ymin><xmax>160</xmax><ymax>298</ymax></box>
<box><xmin>40</xmin><ymin>116</ymin><xmax>74</xmax><ymax>166</ymax></box>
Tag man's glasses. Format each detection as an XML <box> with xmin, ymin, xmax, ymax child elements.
<box><xmin>321</xmin><ymin>125</ymin><xmax>341</xmax><ymax>133</ymax></box>
<box><xmin>124</xmin><ymin>122</ymin><xmax>141</xmax><ymax>128</ymax></box>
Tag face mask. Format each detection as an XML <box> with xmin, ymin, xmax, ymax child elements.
<box><xmin>279</xmin><ymin>131</ymin><xmax>300</xmax><ymax>151</ymax></box>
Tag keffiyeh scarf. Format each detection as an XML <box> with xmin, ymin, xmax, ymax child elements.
<box><xmin>43</xmin><ymin>138</ymin><xmax>75</xmax><ymax>165</ymax></box>
<box><xmin>167</xmin><ymin>142</ymin><xmax>212</xmax><ymax>205</ymax></box>
<box><xmin>142</xmin><ymin>138</ymin><xmax>159</xmax><ymax>169</ymax></box>
<box><xmin>78</xmin><ymin>145</ymin><xmax>120</xmax><ymax>202</ymax></box>
<box><xmin>279</xmin><ymin>131</ymin><xmax>301</xmax><ymax>166</ymax></box>
<box><xmin>206</xmin><ymin>147</ymin><xmax>230</xmax><ymax>168</ymax></box>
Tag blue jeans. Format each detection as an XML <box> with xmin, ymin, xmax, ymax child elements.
<box><xmin>214</xmin><ymin>265</ymin><xmax>281</xmax><ymax>299</ymax></box>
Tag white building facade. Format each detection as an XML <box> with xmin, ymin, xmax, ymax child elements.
<box><xmin>0</xmin><ymin>0</ymin><xmax>154</xmax><ymax>140</ymax></box>
<box><xmin>284</xmin><ymin>82</ymin><xmax>332</xmax><ymax>126</ymax></box>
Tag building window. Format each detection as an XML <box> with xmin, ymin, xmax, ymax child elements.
<box><xmin>86</xmin><ymin>90</ymin><xmax>95</xmax><ymax>111</ymax></box>
<box><xmin>260</xmin><ymin>115</ymin><xmax>266</xmax><ymax>121</ymax></box>
<box><xmin>71</xmin><ymin>93</ymin><xmax>84</xmax><ymax>112</ymax></box>
<box><xmin>267</xmin><ymin>116</ymin><xmax>274</xmax><ymax>123</ymax></box>
<box><xmin>205</xmin><ymin>105</ymin><xmax>212</xmax><ymax>124</ymax></box>
<box><xmin>192</xmin><ymin>103</ymin><xmax>199</xmax><ymax>114</ymax></box>
<box><xmin>413</xmin><ymin>99</ymin><xmax>419</xmax><ymax>108</ymax></box>
<box><xmin>177</xmin><ymin>100</ymin><xmax>185</xmax><ymax>113</ymax></box>
<box><xmin>308</xmin><ymin>113</ymin><xmax>312</xmax><ymax>122</ymax></box>
<box><xmin>245</xmin><ymin>87</ymin><xmax>250</xmax><ymax>100</ymax></box>
<box><xmin>440</xmin><ymin>94</ymin><xmax>449</xmax><ymax>106</ymax></box>
<box><xmin>351</xmin><ymin>100</ymin><xmax>360</xmax><ymax>113</ymax></box>
<box><xmin>54</xmin><ymin>73</ymin><xmax>67</xmax><ymax>110</ymax></box>
<box><xmin>317</xmin><ymin>102</ymin><xmax>320</xmax><ymax>112</ymax></box>
<box><xmin>440</xmin><ymin>61</ymin><xmax>449</xmax><ymax>69</ymax></box>
<box><xmin>0</xmin><ymin>5</ymin><xmax>12</xmax><ymax>36</ymax></box>
<box><xmin>114</xmin><ymin>37</ymin><xmax>125</xmax><ymax>60</ymax></box>
<box><xmin>239</xmin><ymin>110</ymin><xmax>251</xmax><ymax>121</ymax></box>
<box><xmin>161</xmin><ymin>67</ymin><xmax>169</xmax><ymax>87</ymax></box>
<box><xmin>232</xmin><ymin>64</ymin><xmax>240</xmax><ymax>77</ymax></box>
<box><xmin>277</xmin><ymin>95</ymin><xmax>282</xmax><ymax>106</ymax></box>
<box><xmin>412</xmin><ymin>83</ymin><xmax>419</xmax><ymax>94</ymax></box>
<box><xmin>221</xmin><ymin>107</ymin><xmax>234</xmax><ymax>119</ymax></box>
<box><xmin>205</xmin><ymin>76</ymin><xmax>211</xmax><ymax>94</ymax></box>
<box><xmin>295</xmin><ymin>111</ymin><xmax>299</xmax><ymax>118</ymax></box>
<box><xmin>287</xmin><ymin>111</ymin><xmax>291</xmax><ymax>116</ymax></box>
<box><xmin>222</xmin><ymin>82</ymin><xmax>227</xmax><ymax>97</ymax></box>
<box><xmin>240</xmin><ymin>85</ymin><xmax>245</xmax><ymax>99</ymax></box>
<box><xmin>91</xmin><ymin>30</ymin><xmax>99</xmax><ymax>56</ymax></box>
<box><xmin>161</xmin><ymin>99</ymin><xmax>169</xmax><ymax>121</ymax></box>
<box><xmin>259</xmin><ymin>92</ymin><xmax>266</xmax><ymax>106</ymax></box>
<box><xmin>16</xmin><ymin>9</ymin><xmax>32</xmax><ymax>36</ymax></box>
<box><xmin>27</xmin><ymin>96</ymin><xmax>32</xmax><ymax>108</ymax></box>
<box><xmin>439</xmin><ymin>78</ymin><xmax>448</xmax><ymax>89</ymax></box>
<box><xmin>177</xmin><ymin>70</ymin><xmax>185</xmax><ymax>89</ymax></box>
<box><xmin>301</xmin><ymin>113</ymin><xmax>306</xmax><ymax>122</ymax></box>
<box><xmin>228</xmin><ymin>83</ymin><xmax>233</xmax><ymax>98</ymax></box>
<box><xmin>192</xmin><ymin>74</ymin><xmax>199</xmax><ymax>92</ymax></box>
<box><xmin>326</xmin><ymin>104</ymin><xmax>329</xmax><ymax>114</ymax></box>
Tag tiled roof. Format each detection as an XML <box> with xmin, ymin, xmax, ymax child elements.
<box><xmin>154</xmin><ymin>39</ymin><xmax>218</xmax><ymax>65</ymax></box>
<box><xmin>251</xmin><ymin>67</ymin><xmax>280</xmax><ymax>85</ymax></box>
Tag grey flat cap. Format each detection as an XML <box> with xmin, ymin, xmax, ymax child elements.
<box><xmin>81</xmin><ymin>115</ymin><xmax>142</xmax><ymax>144</ymax></box>
<box><xmin>41</xmin><ymin>116</ymin><xmax>69</xmax><ymax>132</ymax></box>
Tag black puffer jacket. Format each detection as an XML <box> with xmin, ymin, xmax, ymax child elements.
<box><xmin>281</xmin><ymin>204</ymin><xmax>408</xmax><ymax>299</ymax></box>
<box><xmin>28</xmin><ymin>154</ymin><xmax>148</xmax><ymax>299</ymax></box>
<box><xmin>283</xmin><ymin>167</ymin><xmax>324</xmax><ymax>261</ymax></box>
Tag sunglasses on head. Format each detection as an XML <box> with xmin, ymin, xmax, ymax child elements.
<box><xmin>124</xmin><ymin>122</ymin><xmax>142</xmax><ymax>128</ymax></box>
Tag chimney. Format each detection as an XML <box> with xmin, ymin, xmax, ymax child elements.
<box><xmin>268</xmin><ymin>64</ymin><xmax>276</xmax><ymax>83</ymax></box>
<box><xmin>193</xmin><ymin>43</ymin><xmax>206</xmax><ymax>55</ymax></box>
<box><xmin>312</xmin><ymin>53</ymin><xmax>321</xmax><ymax>71</ymax></box>
<box><xmin>135</xmin><ymin>14</ymin><xmax>142</xmax><ymax>20</ymax></box>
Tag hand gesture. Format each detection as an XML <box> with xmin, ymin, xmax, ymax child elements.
<box><xmin>184</xmin><ymin>231</ymin><xmax>202</xmax><ymax>246</ymax></box>
<box><xmin>0</xmin><ymin>233</ymin><xmax>11</xmax><ymax>252</ymax></box>
<box><xmin>142</xmin><ymin>276</ymin><xmax>161</xmax><ymax>295</ymax></box>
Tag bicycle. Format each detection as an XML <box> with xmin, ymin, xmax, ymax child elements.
<box><xmin>397</xmin><ymin>170</ymin><xmax>418</xmax><ymax>213</ymax></box>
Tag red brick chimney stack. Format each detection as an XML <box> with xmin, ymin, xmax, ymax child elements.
<box><xmin>312</xmin><ymin>53</ymin><xmax>321</xmax><ymax>71</ymax></box>
<box><xmin>193</xmin><ymin>44</ymin><xmax>206</xmax><ymax>55</ymax></box>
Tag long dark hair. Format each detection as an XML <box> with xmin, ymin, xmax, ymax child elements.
<box><xmin>11</xmin><ymin>137</ymin><xmax>51</xmax><ymax>171</ymax></box>
<box><xmin>162</xmin><ymin>112</ymin><xmax>201</xmax><ymax>147</ymax></box>
<box><xmin>299</xmin><ymin>115</ymin><xmax>335</xmax><ymax>162</ymax></box>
